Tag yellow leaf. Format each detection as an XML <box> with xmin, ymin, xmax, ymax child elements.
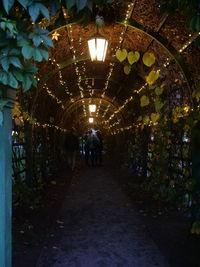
<box><xmin>124</xmin><ymin>64</ymin><xmax>131</xmax><ymax>75</ymax></box>
<box><xmin>142</xmin><ymin>52</ymin><xmax>155</xmax><ymax>67</ymax></box>
<box><xmin>140</xmin><ymin>95</ymin><xmax>149</xmax><ymax>107</ymax></box>
<box><xmin>143</xmin><ymin>115</ymin><xmax>150</xmax><ymax>124</ymax></box>
<box><xmin>151</xmin><ymin>113</ymin><xmax>160</xmax><ymax>123</ymax></box>
<box><xmin>146</xmin><ymin>70</ymin><xmax>160</xmax><ymax>85</ymax></box>
<box><xmin>127</xmin><ymin>51</ymin><xmax>140</xmax><ymax>65</ymax></box>
<box><xmin>155</xmin><ymin>86</ymin><xmax>163</xmax><ymax>95</ymax></box>
<box><xmin>116</xmin><ymin>49</ymin><xmax>127</xmax><ymax>62</ymax></box>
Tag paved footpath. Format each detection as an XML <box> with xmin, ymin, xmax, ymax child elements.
<box><xmin>37</xmin><ymin>164</ymin><xmax>169</xmax><ymax>267</ymax></box>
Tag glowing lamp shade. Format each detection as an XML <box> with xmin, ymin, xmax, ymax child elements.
<box><xmin>89</xmin><ymin>117</ymin><xmax>94</xmax><ymax>123</ymax></box>
<box><xmin>89</xmin><ymin>104</ymin><xmax>96</xmax><ymax>112</ymax></box>
<box><xmin>88</xmin><ymin>36</ymin><xmax>108</xmax><ymax>62</ymax></box>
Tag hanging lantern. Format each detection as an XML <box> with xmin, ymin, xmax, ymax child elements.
<box><xmin>89</xmin><ymin>104</ymin><xmax>96</xmax><ymax>112</ymax></box>
<box><xmin>88</xmin><ymin>30</ymin><xmax>108</xmax><ymax>62</ymax></box>
<box><xmin>89</xmin><ymin>117</ymin><xmax>94</xmax><ymax>123</ymax></box>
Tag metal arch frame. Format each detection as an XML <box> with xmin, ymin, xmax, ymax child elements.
<box><xmin>44</xmin><ymin>19</ymin><xmax>192</xmax><ymax>87</ymax></box>
<box><xmin>59</xmin><ymin>96</ymin><xmax>124</xmax><ymax>127</ymax></box>
<box><xmin>32</xmin><ymin>18</ymin><xmax>193</xmax><ymax>116</ymax></box>
<box><xmin>42</xmin><ymin>55</ymin><xmax>121</xmax><ymax>84</ymax></box>
<box><xmin>118</xmin><ymin>19</ymin><xmax>192</xmax><ymax>90</ymax></box>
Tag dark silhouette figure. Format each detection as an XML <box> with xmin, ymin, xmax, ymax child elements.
<box><xmin>84</xmin><ymin>131</ymin><xmax>90</xmax><ymax>165</ymax></box>
<box><xmin>85</xmin><ymin>130</ymin><xmax>100</xmax><ymax>166</ymax></box>
<box><xmin>65</xmin><ymin>128</ymin><xmax>79</xmax><ymax>171</ymax></box>
<box><xmin>96</xmin><ymin>130</ymin><xmax>103</xmax><ymax>165</ymax></box>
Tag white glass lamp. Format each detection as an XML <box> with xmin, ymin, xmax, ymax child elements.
<box><xmin>88</xmin><ymin>32</ymin><xmax>108</xmax><ymax>62</ymax></box>
<box><xmin>89</xmin><ymin>104</ymin><xmax>96</xmax><ymax>112</ymax></box>
<box><xmin>89</xmin><ymin>117</ymin><xmax>94</xmax><ymax>123</ymax></box>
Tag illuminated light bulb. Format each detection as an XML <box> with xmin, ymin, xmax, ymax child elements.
<box><xmin>89</xmin><ymin>117</ymin><xmax>94</xmax><ymax>123</ymax></box>
<box><xmin>88</xmin><ymin>35</ymin><xmax>108</xmax><ymax>62</ymax></box>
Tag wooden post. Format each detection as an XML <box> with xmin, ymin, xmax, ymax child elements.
<box><xmin>0</xmin><ymin>89</ymin><xmax>15</xmax><ymax>267</ymax></box>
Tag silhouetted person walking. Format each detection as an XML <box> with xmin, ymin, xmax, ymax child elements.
<box><xmin>96</xmin><ymin>130</ymin><xmax>103</xmax><ymax>165</ymax></box>
<box><xmin>65</xmin><ymin>127</ymin><xmax>79</xmax><ymax>171</ymax></box>
<box><xmin>84</xmin><ymin>131</ymin><xmax>90</xmax><ymax>165</ymax></box>
<box><xmin>86</xmin><ymin>130</ymin><xmax>100</xmax><ymax>166</ymax></box>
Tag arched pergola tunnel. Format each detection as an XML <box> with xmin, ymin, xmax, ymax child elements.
<box><xmin>1</xmin><ymin>0</ymin><xmax>200</xmax><ymax>266</ymax></box>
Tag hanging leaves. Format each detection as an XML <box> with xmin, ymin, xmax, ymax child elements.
<box><xmin>116</xmin><ymin>49</ymin><xmax>127</xmax><ymax>62</ymax></box>
<box><xmin>127</xmin><ymin>51</ymin><xmax>140</xmax><ymax>65</ymax></box>
<box><xmin>124</xmin><ymin>64</ymin><xmax>131</xmax><ymax>75</ymax></box>
<box><xmin>140</xmin><ymin>95</ymin><xmax>150</xmax><ymax>107</ymax></box>
<box><xmin>142</xmin><ymin>52</ymin><xmax>156</xmax><ymax>67</ymax></box>
<box><xmin>146</xmin><ymin>70</ymin><xmax>160</xmax><ymax>85</ymax></box>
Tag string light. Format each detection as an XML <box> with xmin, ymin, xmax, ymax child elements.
<box><xmin>48</xmin><ymin>57</ymin><xmax>74</xmax><ymax>101</ymax></box>
<box><xmin>44</xmin><ymin>83</ymin><xmax>65</xmax><ymax>109</ymax></box>
<box><xmin>101</xmin><ymin>2</ymin><xmax>134</xmax><ymax>98</ymax></box>
<box><xmin>102</xmin><ymin>104</ymin><xmax>110</xmax><ymax>118</ymax></box>
<box><xmin>178</xmin><ymin>32</ymin><xmax>200</xmax><ymax>53</ymax></box>
<box><xmin>67</xmin><ymin>24</ymin><xmax>87</xmax><ymax>115</ymax></box>
<box><xmin>20</xmin><ymin>110</ymin><xmax>67</xmax><ymax>132</ymax></box>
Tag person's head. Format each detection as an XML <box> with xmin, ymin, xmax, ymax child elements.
<box><xmin>88</xmin><ymin>130</ymin><xmax>93</xmax><ymax>135</ymax></box>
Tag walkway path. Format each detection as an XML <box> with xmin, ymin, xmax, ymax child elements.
<box><xmin>37</xmin><ymin>163</ymin><xmax>169</xmax><ymax>267</ymax></box>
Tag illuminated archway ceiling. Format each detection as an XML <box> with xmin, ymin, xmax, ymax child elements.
<box><xmin>34</xmin><ymin>0</ymin><xmax>200</xmax><ymax>130</ymax></box>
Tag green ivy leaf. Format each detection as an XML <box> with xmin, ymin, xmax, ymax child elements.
<box><xmin>7</xmin><ymin>72</ymin><xmax>18</xmax><ymax>88</ymax></box>
<box><xmin>33</xmin><ymin>48</ymin><xmax>43</xmax><ymax>61</ymax></box>
<box><xmin>155</xmin><ymin>98</ymin><xmax>164</xmax><ymax>112</ymax></box>
<box><xmin>127</xmin><ymin>51</ymin><xmax>140</xmax><ymax>65</ymax></box>
<box><xmin>142</xmin><ymin>52</ymin><xmax>155</xmax><ymax>67</ymax></box>
<box><xmin>9</xmin><ymin>57</ymin><xmax>21</xmax><ymax>68</ymax></box>
<box><xmin>42</xmin><ymin>35</ymin><xmax>54</xmax><ymax>48</ymax></box>
<box><xmin>29</xmin><ymin>75</ymin><xmax>37</xmax><ymax>87</ymax></box>
<box><xmin>22</xmin><ymin>45</ymin><xmax>34</xmax><ymax>59</ymax></box>
<box><xmin>1</xmin><ymin>57</ymin><xmax>10</xmax><ymax>71</ymax></box>
<box><xmin>116</xmin><ymin>49</ymin><xmax>127</xmax><ymax>62</ymax></box>
<box><xmin>3</xmin><ymin>0</ymin><xmax>14</xmax><ymax>13</ymax></box>
<box><xmin>28</xmin><ymin>3</ymin><xmax>40</xmax><ymax>22</ymax></box>
<box><xmin>146</xmin><ymin>70</ymin><xmax>160</xmax><ymax>85</ymax></box>
<box><xmin>124</xmin><ymin>64</ymin><xmax>131</xmax><ymax>75</ymax></box>
<box><xmin>0</xmin><ymin>71</ymin><xmax>8</xmax><ymax>85</ymax></box>
<box><xmin>155</xmin><ymin>86</ymin><xmax>164</xmax><ymax>96</ymax></box>
<box><xmin>32</xmin><ymin>35</ymin><xmax>41</xmax><ymax>47</ymax></box>
<box><xmin>17</xmin><ymin>0</ymin><xmax>32</xmax><ymax>9</ymax></box>
<box><xmin>13</xmin><ymin>69</ymin><xmax>24</xmax><ymax>82</ymax></box>
<box><xmin>22</xmin><ymin>74</ymin><xmax>32</xmax><ymax>91</ymax></box>
<box><xmin>140</xmin><ymin>95</ymin><xmax>150</xmax><ymax>107</ymax></box>
<box><xmin>38</xmin><ymin>3</ymin><xmax>50</xmax><ymax>20</ymax></box>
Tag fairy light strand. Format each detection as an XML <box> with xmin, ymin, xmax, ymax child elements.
<box><xmin>101</xmin><ymin>2</ymin><xmax>134</xmax><ymax>98</ymax></box>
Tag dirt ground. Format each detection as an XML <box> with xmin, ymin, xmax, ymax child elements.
<box><xmin>13</xmin><ymin>158</ymin><xmax>200</xmax><ymax>267</ymax></box>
